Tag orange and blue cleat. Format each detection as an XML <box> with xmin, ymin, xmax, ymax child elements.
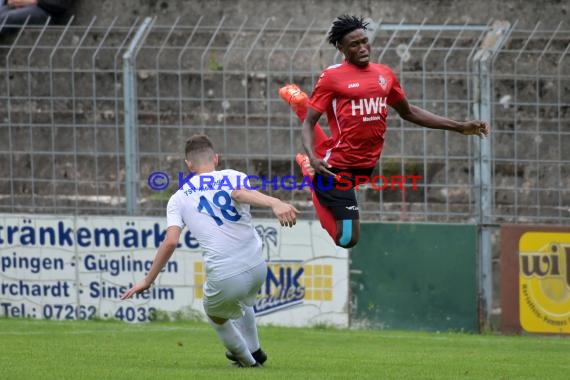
<box><xmin>278</xmin><ymin>84</ymin><xmax>308</xmax><ymax>110</ymax></box>
<box><xmin>296</xmin><ymin>153</ymin><xmax>315</xmax><ymax>180</ymax></box>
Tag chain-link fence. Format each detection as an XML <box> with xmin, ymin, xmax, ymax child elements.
<box><xmin>1</xmin><ymin>17</ymin><xmax>568</xmax><ymax>224</ymax></box>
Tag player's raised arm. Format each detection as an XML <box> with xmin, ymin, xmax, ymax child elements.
<box><xmin>120</xmin><ymin>226</ymin><xmax>182</xmax><ymax>300</ymax></box>
<box><xmin>231</xmin><ymin>189</ymin><xmax>299</xmax><ymax>227</ymax></box>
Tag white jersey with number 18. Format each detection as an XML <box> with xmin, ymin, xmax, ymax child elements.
<box><xmin>166</xmin><ymin>169</ymin><xmax>264</xmax><ymax>281</ymax></box>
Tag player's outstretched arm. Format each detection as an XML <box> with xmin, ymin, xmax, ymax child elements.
<box><xmin>232</xmin><ymin>189</ymin><xmax>299</xmax><ymax>227</ymax></box>
<box><xmin>120</xmin><ymin>226</ymin><xmax>181</xmax><ymax>300</ymax></box>
<box><xmin>392</xmin><ymin>98</ymin><xmax>490</xmax><ymax>138</ymax></box>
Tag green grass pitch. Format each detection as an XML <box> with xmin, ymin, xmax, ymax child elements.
<box><xmin>1</xmin><ymin>318</ymin><xmax>569</xmax><ymax>379</ymax></box>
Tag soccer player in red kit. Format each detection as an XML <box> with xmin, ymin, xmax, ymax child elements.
<box><xmin>280</xmin><ymin>15</ymin><xmax>489</xmax><ymax>248</ymax></box>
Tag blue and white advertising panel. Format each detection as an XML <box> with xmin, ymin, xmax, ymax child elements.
<box><xmin>0</xmin><ymin>214</ymin><xmax>348</xmax><ymax>327</ymax></box>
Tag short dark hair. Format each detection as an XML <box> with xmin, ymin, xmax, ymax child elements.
<box><xmin>327</xmin><ymin>15</ymin><xmax>369</xmax><ymax>47</ymax></box>
<box><xmin>185</xmin><ymin>134</ymin><xmax>214</xmax><ymax>160</ymax></box>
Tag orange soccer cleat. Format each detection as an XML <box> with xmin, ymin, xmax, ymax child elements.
<box><xmin>295</xmin><ymin>153</ymin><xmax>315</xmax><ymax>180</ymax></box>
<box><xmin>279</xmin><ymin>84</ymin><xmax>308</xmax><ymax>109</ymax></box>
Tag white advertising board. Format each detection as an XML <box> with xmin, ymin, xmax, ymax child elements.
<box><xmin>0</xmin><ymin>214</ymin><xmax>348</xmax><ymax>327</ymax></box>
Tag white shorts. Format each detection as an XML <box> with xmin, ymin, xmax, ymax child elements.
<box><xmin>202</xmin><ymin>261</ymin><xmax>267</xmax><ymax>320</ymax></box>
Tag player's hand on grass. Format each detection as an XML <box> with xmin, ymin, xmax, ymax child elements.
<box><xmin>310</xmin><ymin>157</ymin><xmax>337</xmax><ymax>178</ymax></box>
<box><xmin>460</xmin><ymin>120</ymin><xmax>490</xmax><ymax>138</ymax></box>
<box><xmin>272</xmin><ymin>201</ymin><xmax>299</xmax><ymax>227</ymax></box>
<box><xmin>120</xmin><ymin>280</ymin><xmax>151</xmax><ymax>300</ymax></box>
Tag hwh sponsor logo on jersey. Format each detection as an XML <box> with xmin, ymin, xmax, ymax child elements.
<box><xmin>351</xmin><ymin>97</ymin><xmax>388</xmax><ymax>116</ymax></box>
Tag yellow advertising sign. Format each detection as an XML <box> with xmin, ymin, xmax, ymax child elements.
<box><xmin>519</xmin><ymin>232</ymin><xmax>570</xmax><ymax>333</ymax></box>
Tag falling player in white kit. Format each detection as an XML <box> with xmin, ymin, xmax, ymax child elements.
<box><xmin>121</xmin><ymin>134</ymin><xmax>298</xmax><ymax>368</ymax></box>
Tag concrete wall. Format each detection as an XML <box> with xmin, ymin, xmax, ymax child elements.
<box><xmin>71</xmin><ymin>0</ymin><xmax>568</xmax><ymax>27</ymax></box>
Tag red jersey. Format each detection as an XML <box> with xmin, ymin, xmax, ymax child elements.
<box><xmin>307</xmin><ymin>61</ymin><xmax>406</xmax><ymax>168</ymax></box>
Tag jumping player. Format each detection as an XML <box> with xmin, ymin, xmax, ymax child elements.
<box><xmin>280</xmin><ymin>15</ymin><xmax>489</xmax><ymax>248</ymax></box>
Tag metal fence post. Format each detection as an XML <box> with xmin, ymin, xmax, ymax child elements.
<box><xmin>472</xmin><ymin>21</ymin><xmax>510</xmax><ymax>329</ymax></box>
<box><xmin>123</xmin><ymin>17</ymin><xmax>153</xmax><ymax>216</ymax></box>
